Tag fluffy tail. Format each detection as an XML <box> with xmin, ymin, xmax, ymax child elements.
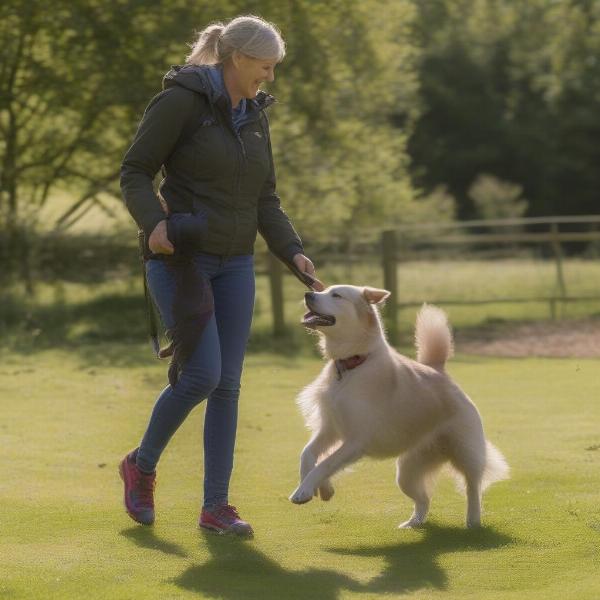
<box><xmin>449</xmin><ymin>440</ymin><xmax>510</xmax><ymax>494</ymax></box>
<box><xmin>415</xmin><ymin>304</ymin><xmax>454</xmax><ymax>370</ymax></box>
<box><xmin>482</xmin><ymin>440</ymin><xmax>510</xmax><ymax>490</ymax></box>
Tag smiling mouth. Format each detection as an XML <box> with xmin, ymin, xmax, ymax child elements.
<box><xmin>301</xmin><ymin>310</ymin><xmax>336</xmax><ymax>328</ymax></box>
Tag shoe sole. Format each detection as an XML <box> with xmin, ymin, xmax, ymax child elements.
<box><xmin>199</xmin><ymin>522</ymin><xmax>254</xmax><ymax>537</ymax></box>
<box><xmin>119</xmin><ymin>460</ymin><xmax>154</xmax><ymax>526</ymax></box>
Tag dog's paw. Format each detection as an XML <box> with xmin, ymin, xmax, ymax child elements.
<box><xmin>289</xmin><ymin>486</ymin><xmax>314</xmax><ymax>504</ymax></box>
<box><xmin>398</xmin><ymin>517</ymin><xmax>426</xmax><ymax>529</ymax></box>
<box><xmin>466</xmin><ymin>519</ymin><xmax>482</xmax><ymax>529</ymax></box>
<box><xmin>318</xmin><ymin>482</ymin><xmax>335</xmax><ymax>501</ymax></box>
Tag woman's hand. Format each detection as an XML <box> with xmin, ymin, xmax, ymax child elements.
<box><xmin>148</xmin><ymin>220</ymin><xmax>174</xmax><ymax>255</ymax></box>
<box><xmin>293</xmin><ymin>253</ymin><xmax>325</xmax><ymax>291</ymax></box>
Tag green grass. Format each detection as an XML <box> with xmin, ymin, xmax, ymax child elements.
<box><xmin>1</xmin><ymin>344</ymin><xmax>599</xmax><ymax>599</ymax></box>
<box><xmin>3</xmin><ymin>258</ymin><xmax>600</xmax><ymax>354</ymax></box>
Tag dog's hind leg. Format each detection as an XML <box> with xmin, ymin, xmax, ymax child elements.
<box><xmin>445</xmin><ymin>424</ymin><xmax>486</xmax><ymax>527</ymax></box>
<box><xmin>447</xmin><ymin>433</ymin><xmax>485</xmax><ymax>528</ymax></box>
<box><xmin>465</xmin><ymin>476</ymin><xmax>482</xmax><ymax>528</ymax></box>
<box><xmin>396</xmin><ymin>443</ymin><xmax>444</xmax><ymax>528</ymax></box>
<box><xmin>300</xmin><ymin>426</ymin><xmax>338</xmax><ymax>501</ymax></box>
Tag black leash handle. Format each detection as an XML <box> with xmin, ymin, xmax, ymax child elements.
<box><xmin>138</xmin><ymin>229</ymin><xmax>160</xmax><ymax>356</ymax></box>
<box><xmin>286</xmin><ymin>260</ymin><xmax>318</xmax><ymax>289</ymax></box>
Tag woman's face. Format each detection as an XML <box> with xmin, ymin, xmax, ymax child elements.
<box><xmin>233</xmin><ymin>53</ymin><xmax>277</xmax><ymax>99</ymax></box>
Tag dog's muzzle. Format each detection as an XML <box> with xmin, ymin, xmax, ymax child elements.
<box><xmin>302</xmin><ymin>293</ymin><xmax>336</xmax><ymax>328</ymax></box>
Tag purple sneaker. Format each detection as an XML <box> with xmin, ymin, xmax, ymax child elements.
<box><xmin>199</xmin><ymin>504</ymin><xmax>254</xmax><ymax>536</ymax></box>
<box><xmin>119</xmin><ymin>449</ymin><xmax>156</xmax><ymax>525</ymax></box>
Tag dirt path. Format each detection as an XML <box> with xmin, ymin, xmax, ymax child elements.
<box><xmin>455</xmin><ymin>318</ymin><xmax>600</xmax><ymax>358</ymax></box>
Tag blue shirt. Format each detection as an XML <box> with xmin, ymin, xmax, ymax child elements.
<box><xmin>206</xmin><ymin>66</ymin><xmax>247</xmax><ymax>133</ymax></box>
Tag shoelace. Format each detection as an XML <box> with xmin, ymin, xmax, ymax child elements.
<box><xmin>214</xmin><ymin>504</ymin><xmax>241</xmax><ymax>523</ymax></box>
<box><xmin>135</xmin><ymin>472</ymin><xmax>156</xmax><ymax>507</ymax></box>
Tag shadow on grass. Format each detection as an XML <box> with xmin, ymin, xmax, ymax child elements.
<box><xmin>326</xmin><ymin>523</ymin><xmax>516</xmax><ymax>596</ymax></box>
<box><xmin>119</xmin><ymin>526</ymin><xmax>188</xmax><ymax>558</ymax></box>
<box><xmin>171</xmin><ymin>524</ymin><xmax>515</xmax><ymax>599</ymax></box>
<box><xmin>172</xmin><ymin>531</ymin><xmax>360</xmax><ymax>600</ymax></box>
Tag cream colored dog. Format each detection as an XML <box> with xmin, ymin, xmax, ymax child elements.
<box><xmin>290</xmin><ymin>285</ymin><xmax>509</xmax><ymax>528</ymax></box>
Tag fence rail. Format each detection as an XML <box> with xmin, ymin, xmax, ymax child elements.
<box><xmin>262</xmin><ymin>215</ymin><xmax>600</xmax><ymax>340</ymax></box>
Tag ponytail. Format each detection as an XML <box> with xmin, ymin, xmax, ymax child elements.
<box><xmin>186</xmin><ymin>23</ymin><xmax>224</xmax><ymax>65</ymax></box>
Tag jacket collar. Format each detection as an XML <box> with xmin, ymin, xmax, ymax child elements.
<box><xmin>163</xmin><ymin>64</ymin><xmax>276</xmax><ymax>111</ymax></box>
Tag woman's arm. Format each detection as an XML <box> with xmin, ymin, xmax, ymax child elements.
<box><xmin>120</xmin><ymin>86</ymin><xmax>197</xmax><ymax>239</ymax></box>
<box><xmin>257</xmin><ymin>115</ymin><xmax>324</xmax><ymax>290</ymax></box>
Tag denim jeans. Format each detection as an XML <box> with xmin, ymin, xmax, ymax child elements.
<box><xmin>136</xmin><ymin>253</ymin><xmax>255</xmax><ymax>508</ymax></box>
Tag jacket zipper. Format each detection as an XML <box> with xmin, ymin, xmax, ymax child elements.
<box><xmin>223</xmin><ymin>105</ymin><xmax>266</xmax><ymax>258</ymax></box>
<box><xmin>223</xmin><ymin>124</ymin><xmax>247</xmax><ymax>259</ymax></box>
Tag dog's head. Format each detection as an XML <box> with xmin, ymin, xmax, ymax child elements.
<box><xmin>301</xmin><ymin>285</ymin><xmax>390</xmax><ymax>337</ymax></box>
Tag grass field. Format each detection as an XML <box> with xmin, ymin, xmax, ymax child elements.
<box><xmin>3</xmin><ymin>258</ymin><xmax>600</xmax><ymax>355</ymax></box>
<box><xmin>1</xmin><ymin>342</ymin><xmax>599</xmax><ymax>599</ymax></box>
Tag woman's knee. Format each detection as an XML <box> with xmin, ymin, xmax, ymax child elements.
<box><xmin>175</xmin><ymin>364</ymin><xmax>221</xmax><ymax>405</ymax></box>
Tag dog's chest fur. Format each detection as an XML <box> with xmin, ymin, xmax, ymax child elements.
<box><xmin>316</xmin><ymin>359</ymin><xmax>391</xmax><ymax>438</ymax></box>
<box><xmin>308</xmin><ymin>353</ymin><xmax>459</xmax><ymax>457</ymax></box>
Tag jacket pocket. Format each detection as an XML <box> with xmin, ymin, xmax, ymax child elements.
<box><xmin>166</xmin><ymin>211</ymin><xmax>209</xmax><ymax>256</ymax></box>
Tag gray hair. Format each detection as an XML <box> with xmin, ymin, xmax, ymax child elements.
<box><xmin>186</xmin><ymin>15</ymin><xmax>285</xmax><ymax>65</ymax></box>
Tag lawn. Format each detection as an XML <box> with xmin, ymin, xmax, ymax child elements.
<box><xmin>3</xmin><ymin>258</ymin><xmax>600</xmax><ymax>355</ymax></box>
<box><xmin>1</xmin><ymin>342</ymin><xmax>599</xmax><ymax>599</ymax></box>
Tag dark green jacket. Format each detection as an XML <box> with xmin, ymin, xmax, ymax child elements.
<box><xmin>120</xmin><ymin>64</ymin><xmax>303</xmax><ymax>264</ymax></box>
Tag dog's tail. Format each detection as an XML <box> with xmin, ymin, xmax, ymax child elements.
<box><xmin>415</xmin><ymin>304</ymin><xmax>454</xmax><ymax>370</ymax></box>
<box><xmin>450</xmin><ymin>440</ymin><xmax>510</xmax><ymax>493</ymax></box>
<box><xmin>482</xmin><ymin>440</ymin><xmax>510</xmax><ymax>490</ymax></box>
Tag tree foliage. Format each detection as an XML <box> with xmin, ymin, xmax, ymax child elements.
<box><xmin>2</xmin><ymin>0</ymin><xmax>599</xmax><ymax>285</ymax></box>
<box><xmin>1</xmin><ymin>0</ymin><xmax>437</xmax><ymax>274</ymax></box>
<box><xmin>407</xmin><ymin>0</ymin><xmax>600</xmax><ymax>219</ymax></box>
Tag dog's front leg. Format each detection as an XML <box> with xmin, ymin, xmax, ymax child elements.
<box><xmin>300</xmin><ymin>429</ymin><xmax>338</xmax><ymax>501</ymax></box>
<box><xmin>300</xmin><ymin>427</ymin><xmax>338</xmax><ymax>479</ymax></box>
<box><xmin>290</xmin><ymin>441</ymin><xmax>363</xmax><ymax>504</ymax></box>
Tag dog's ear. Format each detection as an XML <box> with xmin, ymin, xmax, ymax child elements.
<box><xmin>363</xmin><ymin>287</ymin><xmax>391</xmax><ymax>304</ymax></box>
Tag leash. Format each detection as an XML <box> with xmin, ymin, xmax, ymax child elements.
<box><xmin>286</xmin><ymin>260</ymin><xmax>319</xmax><ymax>289</ymax></box>
<box><xmin>138</xmin><ymin>230</ymin><xmax>161</xmax><ymax>356</ymax></box>
<box><xmin>140</xmin><ymin>233</ymin><xmax>319</xmax><ymax>356</ymax></box>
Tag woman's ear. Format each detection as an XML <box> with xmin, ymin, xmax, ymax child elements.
<box><xmin>231</xmin><ymin>50</ymin><xmax>242</xmax><ymax>69</ymax></box>
<box><xmin>363</xmin><ymin>287</ymin><xmax>391</xmax><ymax>304</ymax></box>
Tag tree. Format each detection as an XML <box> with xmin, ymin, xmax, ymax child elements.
<box><xmin>248</xmin><ymin>0</ymin><xmax>429</xmax><ymax>240</ymax></box>
<box><xmin>1</xmin><ymin>0</ymin><xmax>429</xmax><ymax>286</ymax></box>
<box><xmin>469</xmin><ymin>174</ymin><xmax>527</xmax><ymax>221</ymax></box>
<box><xmin>0</xmin><ymin>0</ymin><xmax>226</xmax><ymax>284</ymax></box>
<box><xmin>405</xmin><ymin>0</ymin><xmax>600</xmax><ymax>220</ymax></box>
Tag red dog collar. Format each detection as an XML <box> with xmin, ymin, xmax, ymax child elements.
<box><xmin>335</xmin><ymin>354</ymin><xmax>368</xmax><ymax>380</ymax></box>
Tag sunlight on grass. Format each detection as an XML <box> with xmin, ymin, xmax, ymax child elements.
<box><xmin>0</xmin><ymin>350</ymin><xmax>599</xmax><ymax>599</ymax></box>
<box><xmin>3</xmin><ymin>258</ymin><xmax>600</xmax><ymax>353</ymax></box>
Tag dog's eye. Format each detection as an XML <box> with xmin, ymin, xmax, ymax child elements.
<box><xmin>331</xmin><ymin>293</ymin><xmax>342</xmax><ymax>299</ymax></box>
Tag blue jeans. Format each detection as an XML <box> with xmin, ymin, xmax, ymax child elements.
<box><xmin>137</xmin><ymin>253</ymin><xmax>255</xmax><ymax>508</ymax></box>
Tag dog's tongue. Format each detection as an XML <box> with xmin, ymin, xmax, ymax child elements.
<box><xmin>302</xmin><ymin>311</ymin><xmax>321</xmax><ymax>325</ymax></box>
<box><xmin>301</xmin><ymin>311</ymin><xmax>335</xmax><ymax>327</ymax></box>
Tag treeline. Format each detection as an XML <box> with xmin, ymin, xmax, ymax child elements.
<box><xmin>1</xmin><ymin>0</ymin><xmax>599</xmax><ymax>271</ymax></box>
<box><xmin>406</xmin><ymin>0</ymin><xmax>600</xmax><ymax>220</ymax></box>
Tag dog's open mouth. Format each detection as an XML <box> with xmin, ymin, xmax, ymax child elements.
<box><xmin>301</xmin><ymin>310</ymin><xmax>336</xmax><ymax>328</ymax></box>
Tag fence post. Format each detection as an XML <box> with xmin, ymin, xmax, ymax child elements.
<box><xmin>550</xmin><ymin>222</ymin><xmax>567</xmax><ymax>319</ymax></box>
<box><xmin>268</xmin><ymin>251</ymin><xmax>286</xmax><ymax>337</ymax></box>
<box><xmin>381</xmin><ymin>230</ymin><xmax>399</xmax><ymax>344</ymax></box>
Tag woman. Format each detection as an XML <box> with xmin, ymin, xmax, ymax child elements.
<box><xmin>119</xmin><ymin>15</ymin><xmax>323</xmax><ymax>536</ymax></box>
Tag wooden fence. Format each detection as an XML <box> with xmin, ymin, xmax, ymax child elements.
<box><xmin>263</xmin><ymin>215</ymin><xmax>600</xmax><ymax>341</ymax></box>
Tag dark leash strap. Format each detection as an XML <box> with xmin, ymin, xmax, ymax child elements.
<box><xmin>140</xmin><ymin>226</ymin><xmax>316</xmax><ymax>363</ymax></box>
<box><xmin>286</xmin><ymin>259</ymin><xmax>318</xmax><ymax>289</ymax></box>
<box><xmin>164</xmin><ymin>256</ymin><xmax>213</xmax><ymax>387</ymax></box>
<box><xmin>138</xmin><ymin>230</ymin><xmax>160</xmax><ymax>357</ymax></box>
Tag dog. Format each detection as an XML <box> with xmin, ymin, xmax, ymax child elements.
<box><xmin>290</xmin><ymin>285</ymin><xmax>509</xmax><ymax>528</ymax></box>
